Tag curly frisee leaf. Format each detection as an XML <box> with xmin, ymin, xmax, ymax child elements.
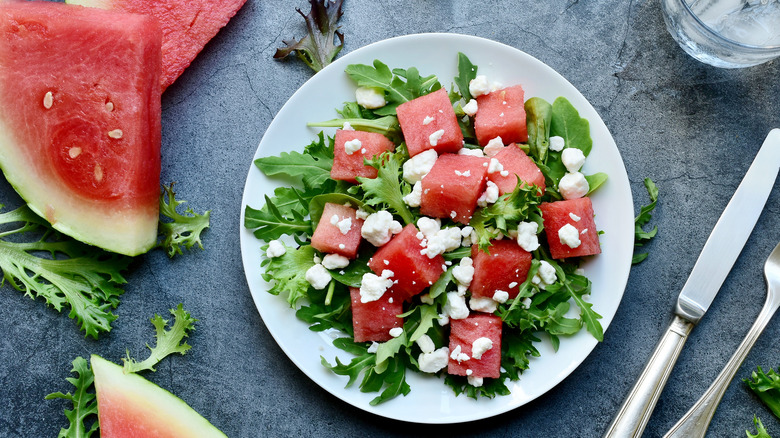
<box><xmin>44</xmin><ymin>357</ymin><xmax>99</xmax><ymax>438</ymax></box>
<box><xmin>123</xmin><ymin>304</ymin><xmax>198</xmax><ymax>374</ymax></box>
<box><xmin>157</xmin><ymin>184</ymin><xmax>211</xmax><ymax>258</ymax></box>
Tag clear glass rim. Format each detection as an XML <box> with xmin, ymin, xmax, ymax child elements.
<box><xmin>681</xmin><ymin>0</ymin><xmax>780</xmax><ymax>51</ymax></box>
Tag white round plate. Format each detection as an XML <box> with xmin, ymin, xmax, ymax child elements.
<box><xmin>239</xmin><ymin>33</ymin><xmax>634</xmax><ymax>424</ymax></box>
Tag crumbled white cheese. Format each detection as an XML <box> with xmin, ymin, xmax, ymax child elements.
<box><xmin>452</xmin><ymin>257</ymin><xmax>474</xmax><ymax>287</ymax></box>
<box><xmin>558</xmin><ymin>172</ymin><xmax>590</xmax><ymax>199</ymax></box>
<box><xmin>429</xmin><ymin>129</ymin><xmax>445</xmax><ymax>146</ymax></box>
<box><xmin>492</xmin><ymin>290</ymin><xmax>509</xmax><ymax>303</ymax></box>
<box><xmin>444</xmin><ymin>292</ymin><xmax>469</xmax><ymax>320</ymax></box>
<box><xmin>471</xmin><ymin>337</ymin><xmax>493</xmax><ymax>360</ymax></box>
<box><xmin>355</xmin><ymin>86</ymin><xmax>386</xmax><ymax>109</ymax></box>
<box><xmin>423</xmin><ymin>115</ymin><xmax>435</xmax><ymax>125</ymax></box>
<box><xmin>569</xmin><ymin>212</ymin><xmax>581</xmax><ymax>222</ymax></box>
<box><xmin>483</xmin><ymin>137</ymin><xmax>504</xmax><ymax>157</ymax></box>
<box><xmin>421</xmin><ymin>227</ymin><xmax>462</xmax><ymax>258</ymax></box>
<box><xmin>416</xmin><ymin>334</ymin><xmax>436</xmax><ymax>354</ymax></box>
<box><xmin>487</xmin><ymin>158</ymin><xmax>504</xmax><ymax>174</ymax></box>
<box><xmin>359</xmin><ymin>270</ymin><xmax>394</xmax><ymax>302</ymax></box>
<box><xmin>336</xmin><ymin>217</ymin><xmax>352</xmax><ymax>235</ymax></box>
<box><xmin>321</xmin><ymin>253</ymin><xmax>350</xmax><ymax>270</ymax></box>
<box><xmin>342</xmin><ymin>121</ymin><xmax>355</xmax><ymax>131</ymax></box>
<box><xmin>467</xmin><ymin>376</ymin><xmax>484</xmax><ymax>387</ymax></box>
<box><xmin>418</xmin><ymin>347</ymin><xmax>450</xmax><ymax>373</ymax></box>
<box><xmin>477</xmin><ymin>181</ymin><xmax>499</xmax><ymax>207</ymax></box>
<box><xmin>454</xmin><ymin>169</ymin><xmax>471</xmax><ymax>177</ymax></box>
<box><xmin>355</xmin><ymin>207</ymin><xmax>369</xmax><ymax>220</ymax></box>
<box><xmin>402</xmin><ymin>149</ymin><xmax>438</xmax><ymax>184</ymax></box>
<box><xmin>266</xmin><ymin>240</ymin><xmax>286</xmax><ymax>258</ymax></box>
<box><xmin>449</xmin><ymin>344</ymin><xmax>470</xmax><ymax>363</ymax></box>
<box><xmin>417</xmin><ymin>217</ymin><xmax>441</xmax><ymax>240</ymax></box>
<box><xmin>561</xmin><ymin>147</ymin><xmax>586</xmax><ymax>172</ymax></box>
<box><xmin>538</xmin><ymin>260</ymin><xmax>557</xmax><ymax>284</ymax></box>
<box><xmin>367</xmin><ymin>342</ymin><xmax>379</xmax><ymax>353</ymax></box>
<box><xmin>462</xmin><ymin>98</ymin><xmax>478</xmax><ymax>117</ymax></box>
<box><xmin>458</xmin><ymin>147</ymin><xmax>485</xmax><ymax>157</ymax></box>
<box><xmin>305</xmin><ymin>264</ymin><xmax>331</xmax><ymax>290</ymax></box>
<box><xmin>469</xmin><ymin>75</ymin><xmax>491</xmax><ymax>98</ymax></box>
<box><xmin>558</xmin><ymin>223</ymin><xmax>582</xmax><ymax>248</ymax></box>
<box><xmin>549</xmin><ymin>135</ymin><xmax>565</xmax><ymax>152</ymax></box>
<box><xmin>361</xmin><ymin>211</ymin><xmax>403</xmax><ymax>246</ymax></box>
<box><xmin>344</xmin><ymin>138</ymin><xmax>362</xmax><ymax>155</ymax></box>
<box><xmin>469</xmin><ymin>296</ymin><xmax>498</xmax><ymax>313</ymax></box>
<box><xmin>516</xmin><ymin>221</ymin><xmax>540</xmax><ymax>252</ymax></box>
<box><xmin>389</xmin><ymin>327</ymin><xmax>403</xmax><ymax>338</ymax></box>
<box><xmin>403</xmin><ymin>181</ymin><xmax>423</xmax><ymax>207</ymax></box>
<box><xmin>437</xmin><ymin>313</ymin><xmax>450</xmax><ymax>326</ymax></box>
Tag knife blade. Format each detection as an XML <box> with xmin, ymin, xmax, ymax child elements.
<box><xmin>603</xmin><ymin>128</ymin><xmax>780</xmax><ymax>438</ymax></box>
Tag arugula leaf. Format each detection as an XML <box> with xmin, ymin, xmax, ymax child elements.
<box><xmin>296</xmin><ymin>283</ymin><xmax>352</xmax><ymax>333</ymax></box>
<box><xmin>633</xmin><ymin>178</ymin><xmax>659</xmax><ymax>264</ymax></box>
<box><xmin>44</xmin><ymin>357</ymin><xmax>99</xmax><ymax>438</ymax></box>
<box><xmin>261</xmin><ymin>243</ymin><xmax>317</xmax><ymax>306</ymax></box>
<box><xmin>0</xmin><ymin>206</ymin><xmax>130</xmax><ymax>338</ymax></box>
<box><xmin>586</xmin><ymin>172</ymin><xmax>609</xmax><ymax>195</ymax></box>
<box><xmin>254</xmin><ymin>132</ymin><xmax>334</xmax><ymax>190</ymax></box>
<box><xmin>501</xmin><ymin>330</ymin><xmax>541</xmax><ymax>380</ymax></box>
<box><xmin>308</xmin><ymin>115</ymin><xmax>401</xmax><ymax>138</ymax></box>
<box><xmin>122</xmin><ymin>304</ymin><xmax>197</xmax><ymax>374</ymax></box>
<box><xmin>157</xmin><ymin>184</ymin><xmax>210</xmax><ymax>258</ymax></box>
<box><xmin>273</xmin><ymin>0</ymin><xmax>344</xmax><ymax>72</ymax></box>
<box><xmin>525</xmin><ymin>97</ymin><xmax>553</xmax><ymax>163</ymax></box>
<box><xmin>344</xmin><ymin>60</ymin><xmax>441</xmax><ymax>115</ymax></box>
<box><xmin>454</xmin><ymin>52</ymin><xmax>477</xmax><ymax>102</ymax></box>
<box><xmin>244</xmin><ymin>195</ymin><xmax>311</xmax><ymax>241</ymax></box>
<box><xmin>444</xmin><ymin>374</ymin><xmax>511</xmax><ymax>400</ymax></box>
<box><xmin>747</xmin><ymin>416</ymin><xmax>773</xmax><ymax>438</ymax></box>
<box><xmin>353</xmin><ymin>149</ymin><xmax>415</xmax><ymax>225</ymax></box>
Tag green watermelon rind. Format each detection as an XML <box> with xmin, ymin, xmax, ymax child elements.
<box><xmin>91</xmin><ymin>355</ymin><xmax>228</xmax><ymax>437</ymax></box>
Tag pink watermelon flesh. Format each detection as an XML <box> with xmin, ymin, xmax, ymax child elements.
<box><xmin>331</xmin><ymin>129</ymin><xmax>394</xmax><ymax>184</ymax></box>
<box><xmin>368</xmin><ymin>224</ymin><xmax>445</xmax><ymax>302</ymax></box>
<box><xmin>68</xmin><ymin>0</ymin><xmax>247</xmax><ymax>91</ymax></box>
<box><xmin>420</xmin><ymin>154</ymin><xmax>488</xmax><ymax>225</ymax></box>
<box><xmin>470</xmin><ymin>240</ymin><xmax>532</xmax><ymax>300</ymax></box>
<box><xmin>488</xmin><ymin>144</ymin><xmax>546</xmax><ymax>195</ymax></box>
<box><xmin>349</xmin><ymin>287</ymin><xmax>403</xmax><ymax>343</ymax></box>
<box><xmin>396</xmin><ymin>88</ymin><xmax>463</xmax><ymax>157</ymax></box>
<box><xmin>474</xmin><ymin>85</ymin><xmax>528</xmax><ymax>146</ymax></box>
<box><xmin>448</xmin><ymin>313</ymin><xmax>502</xmax><ymax>379</ymax></box>
<box><xmin>310</xmin><ymin>203</ymin><xmax>364</xmax><ymax>259</ymax></box>
<box><xmin>540</xmin><ymin>197</ymin><xmax>601</xmax><ymax>259</ymax></box>
<box><xmin>0</xmin><ymin>1</ymin><xmax>161</xmax><ymax>256</ymax></box>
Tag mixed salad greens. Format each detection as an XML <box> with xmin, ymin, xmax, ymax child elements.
<box><xmin>245</xmin><ymin>53</ymin><xmax>611</xmax><ymax>404</ymax></box>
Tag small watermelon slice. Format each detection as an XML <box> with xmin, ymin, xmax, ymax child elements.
<box><xmin>0</xmin><ymin>1</ymin><xmax>162</xmax><ymax>256</ymax></box>
<box><xmin>68</xmin><ymin>0</ymin><xmax>247</xmax><ymax>91</ymax></box>
<box><xmin>91</xmin><ymin>354</ymin><xmax>227</xmax><ymax>437</ymax></box>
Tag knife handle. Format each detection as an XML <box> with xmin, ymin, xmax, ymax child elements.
<box><xmin>602</xmin><ymin>315</ymin><xmax>695</xmax><ymax>438</ymax></box>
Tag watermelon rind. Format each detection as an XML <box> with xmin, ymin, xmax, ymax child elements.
<box><xmin>91</xmin><ymin>355</ymin><xmax>227</xmax><ymax>438</ymax></box>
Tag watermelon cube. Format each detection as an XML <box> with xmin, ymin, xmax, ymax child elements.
<box><xmin>488</xmin><ymin>144</ymin><xmax>546</xmax><ymax>195</ymax></box>
<box><xmin>396</xmin><ymin>88</ymin><xmax>463</xmax><ymax>157</ymax></box>
<box><xmin>368</xmin><ymin>224</ymin><xmax>444</xmax><ymax>301</ymax></box>
<box><xmin>331</xmin><ymin>129</ymin><xmax>394</xmax><ymax>184</ymax></box>
<box><xmin>310</xmin><ymin>203</ymin><xmax>364</xmax><ymax>258</ymax></box>
<box><xmin>349</xmin><ymin>287</ymin><xmax>403</xmax><ymax>343</ymax></box>
<box><xmin>448</xmin><ymin>313</ymin><xmax>502</xmax><ymax>379</ymax></box>
<box><xmin>540</xmin><ymin>197</ymin><xmax>601</xmax><ymax>259</ymax></box>
<box><xmin>470</xmin><ymin>240</ymin><xmax>532</xmax><ymax>300</ymax></box>
<box><xmin>419</xmin><ymin>154</ymin><xmax>488</xmax><ymax>225</ymax></box>
<box><xmin>474</xmin><ymin>85</ymin><xmax>528</xmax><ymax>146</ymax></box>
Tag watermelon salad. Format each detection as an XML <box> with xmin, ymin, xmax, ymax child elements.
<box><xmin>244</xmin><ymin>53</ymin><xmax>609</xmax><ymax>404</ymax></box>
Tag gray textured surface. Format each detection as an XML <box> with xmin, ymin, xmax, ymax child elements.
<box><xmin>2</xmin><ymin>0</ymin><xmax>780</xmax><ymax>436</ymax></box>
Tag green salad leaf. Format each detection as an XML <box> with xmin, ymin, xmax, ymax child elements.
<box><xmin>454</xmin><ymin>52</ymin><xmax>477</xmax><ymax>102</ymax></box>
<box><xmin>122</xmin><ymin>304</ymin><xmax>197</xmax><ymax>374</ymax></box>
<box><xmin>633</xmin><ymin>178</ymin><xmax>659</xmax><ymax>264</ymax></box>
<box><xmin>157</xmin><ymin>184</ymin><xmax>211</xmax><ymax>258</ymax></box>
<box><xmin>273</xmin><ymin>0</ymin><xmax>344</xmax><ymax>72</ymax></box>
<box><xmin>469</xmin><ymin>182</ymin><xmax>543</xmax><ymax>250</ymax></box>
<box><xmin>353</xmin><ymin>149</ymin><xmax>415</xmax><ymax>225</ymax></box>
<box><xmin>344</xmin><ymin>60</ymin><xmax>441</xmax><ymax>115</ymax></box>
<box><xmin>746</xmin><ymin>366</ymin><xmax>780</xmax><ymax>420</ymax></box>
<box><xmin>525</xmin><ymin>97</ymin><xmax>553</xmax><ymax>163</ymax></box>
<box><xmin>254</xmin><ymin>132</ymin><xmax>334</xmax><ymax>189</ymax></box>
<box><xmin>44</xmin><ymin>357</ymin><xmax>99</xmax><ymax>438</ymax></box>
<box><xmin>261</xmin><ymin>243</ymin><xmax>317</xmax><ymax>306</ymax></box>
<box><xmin>747</xmin><ymin>416</ymin><xmax>773</xmax><ymax>438</ymax></box>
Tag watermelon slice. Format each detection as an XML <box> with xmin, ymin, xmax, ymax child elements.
<box><xmin>0</xmin><ymin>1</ymin><xmax>162</xmax><ymax>256</ymax></box>
<box><xmin>91</xmin><ymin>355</ymin><xmax>226</xmax><ymax>437</ymax></box>
<box><xmin>68</xmin><ymin>0</ymin><xmax>247</xmax><ymax>91</ymax></box>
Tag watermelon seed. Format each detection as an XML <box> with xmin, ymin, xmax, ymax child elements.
<box><xmin>108</xmin><ymin>129</ymin><xmax>123</xmax><ymax>139</ymax></box>
<box><xmin>94</xmin><ymin>164</ymin><xmax>104</xmax><ymax>182</ymax></box>
<box><xmin>105</xmin><ymin>101</ymin><xmax>114</xmax><ymax>112</ymax></box>
<box><xmin>68</xmin><ymin>147</ymin><xmax>82</xmax><ymax>159</ymax></box>
<box><xmin>43</xmin><ymin>91</ymin><xmax>53</xmax><ymax>109</ymax></box>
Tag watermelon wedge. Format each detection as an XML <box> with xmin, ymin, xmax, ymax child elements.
<box><xmin>68</xmin><ymin>0</ymin><xmax>247</xmax><ymax>91</ymax></box>
<box><xmin>0</xmin><ymin>1</ymin><xmax>162</xmax><ymax>256</ymax></box>
<box><xmin>91</xmin><ymin>355</ymin><xmax>227</xmax><ymax>437</ymax></box>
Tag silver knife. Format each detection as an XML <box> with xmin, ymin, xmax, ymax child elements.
<box><xmin>603</xmin><ymin>128</ymin><xmax>780</xmax><ymax>438</ymax></box>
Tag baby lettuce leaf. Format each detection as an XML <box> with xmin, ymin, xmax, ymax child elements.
<box><xmin>122</xmin><ymin>304</ymin><xmax>197</xmax><ymax>374</ymax></box>
<box><xmin>44</xmin><ymin>357</ymin><xmax>99</xmax><ymax>438</ymax></box>
<box><xmin>454</xmin><ymin>52</ymin><xmax>477</xmax><ymax>102</ymax></box>
<box><xmin>274</xmin><ymin>0</ymin><xmax>344</xmax><ymax>72</ymax></box>
<box><xmin>633</xmin><ymin>178</ymin><xmax>659</xmax><ymax>264</ymax></box>
<box><xmin>157</xmin><ymin>184</ymin><xmax>211</xmax><ymax>258</ymax></box>
<box><xmin>525</xmin><ymin>97</ymin><xmax>553</xmax><ymax>163</ymax></box>
<box><xmin>544</xmin><ymin>97</ymin><xmax>593</xmax><ymax>190</ymax></box>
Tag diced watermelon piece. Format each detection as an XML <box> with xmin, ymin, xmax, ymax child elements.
<box><xmin>368</xmin><ymin>224</ymin><xmax>444</xmax><ymax>301</ymax></box>
<box><xmin>420</xmin><ymin>154</ymin><xmax>488</xmax><ymax>225</ymax></box>
<box><xmin>488</xmin><ymin>144</ymin><xmax>546</xmax><ymax>195</ymax></box>
<box><xmin>68</xmin><ymin>0</ymin><xmax>247</xmax><ymax>91</ymax></box>
<box><xmin>331</xmin><ymin>129</ymin><xmax>394</xmax><ymax>184</ymax></box>
<box><xmin>396</xmin><ymin>88</ymin><xmax>463</xmax><ymax>157</ymax></box>
<box><xmin>474</xmin><ymin>85</ymin><xmax>528</xmax><ymax>146</ymax></box>
<box><xmin>540</xmin><ymin>197</ymin><xmax>601</xmax><ymax>259</ymax></box>
<box><xmin>91</xmin><ymin>355</ymin><xmax>227</xmax><ymax>437</ymax></box>
<box><xmin>310</xmin><ymin>203</ymin><xmax>364</xmax><ymax>258</ymax></box>
<box><xmin>0</xmin><ymin>1</ymin><xmax>162</xmax><ymax>256</ymax></box>
<box><xmin>470</xmin><ymin>240</ymin><xmax>532</xmax><ymax>300</ymax></box>
<box><xmin>349</xmin><ymin>287</ymin><xmax>403</xmax><ymax>343</ymax></box>
<box><xmin>448</xmin><ymin>314</ymin><xmax>502</xmax><ymax>379</ymax></box>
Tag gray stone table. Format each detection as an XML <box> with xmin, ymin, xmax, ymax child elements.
<box><xmin>2</xmin><ymin>0</ymin><xmax>780</xmax><ymax>437</ymax></box>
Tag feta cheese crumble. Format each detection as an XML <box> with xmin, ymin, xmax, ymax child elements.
<box><xmin>389</xmin><ymin>327</ymin><xmax>403</xmax><ymax>338</ymax></box>
<box><xmin>516</xmin><ymin>221</ymin><xmax>540</xmax><ymax>252</ymax></box>
<box><xmin>344</xmin><ymin>138</ymin><xmax>362</xmax><ymax>155</ymax></box>
<box><xmin>558</xmin><ymin>224</ymin><xmax>582</xmax><ymax>248</ymax></box>
<box><xmin>403</xmin><ymin>181</ymin><xmax>423</xmax><ymax>207</ymax></box>
<box><xmin>569</xmin><ymin>212</ymin><xmax>581</xmax><ymax>222</ymax></box>
<box><xmin>487</xmin><ymin>158</ymin><xmax>504</xmax><ymax>174</ymax></box>
<box><xmin>402</xmin><ymin>149</ymin><xmax>438</xmax><ymax>184</ymax></box>
<box><xmin>342</xmin><ymin>121</ymin><xmax>355</xmax><ymax>131</ymax></box>
<box><xmin>266</xmin><ymin>240</ymin><xmax>286</xmax><ymax>258</ymax></box>
<box><xmin>305</xmin><ymin>264</ymin><xmax>331</xmax><ymax>290</ymax></box>
<box><xmin>361</xmin><ymin>211</ymin><xmax>403</xmax><ymax>246</ymax></box>
<box><xmin>452</xmin><ymin>257</ymin><xmax>474</xmax><ymax>287</ymax></box>
<box><xmin>421</xmin><ymin>227</ymin><xmax>462</xmax><ymax>258</ymax></box>
<box><xmin>549</xmin><ymin>135</ymin><xmax>565</xmax><ymax>152</ymax></box>
<box><xmin>458</xmin><ymin>147</ymin><xmax>485</xmax><ymax>157</ymax></box>
<box><xmin>444</xmin><ymin>292</ymin><xmax>469</xmax><ymax>320</ymax></box>
<box><xmin>471</xmin><ymin>337</ymin><xmax>493</xmax><ymax>360</ymax></box>
<box><xmin>418</xmin><ymin>347</ymin><xmax>450</xmax><ymax>373</ymax></box>
<box><xmin>532</xmin><ymin>260</ymin><xmax>558</xmax><ymax>286</ymax></box>
<box><xmin>416</xmin><ymin>334</ymin><xmax>436</xmax><ymax>354</ymax></box>
<box><xmin>468</xmin><ymin>376</ymin><xmax>484</xmax><ymax>387</ymax></box>
<box><xmin>450</xmin><ymin>344</ymin><xmax>470</xmax><ymax>363</ymax></box>
<box><xmin>359</xmin><ymin>270</ymin><xmax>394</xmax><ymax>303</ymax></box>
<box><xmin>321</xmin><ymin>253</ymin><xmax>350</xmax><ymax>270</ymax></box>
<box><xmin>423</xmin><ymin>115</ymin><xmax>435</xmax><ymax>125</ymax></box>
<box><xmin>469</xmin><ymin>296</ymin><xmax>498</xmax><ymax>313</ymax></box>
<box><xmin>462</xmin><ymin>99</ymin><xmax>478</xmax><ymax>116</ymax></box>
<box><xmin>335</xmin><ymin>217</ymin><xmax>352</xmax><ymax>235</ymax></box>
<box><xmin>477</xmin><ymin>181</ymin><xmax>499</xmax><ymax>207</ymax></box>
<box><xmin>561</xmin><ymin>147</ymin><xmax>586</xmax><ymax>172</ymax></box>
<box><xmin>355</xmin><ymin>86</ymin><xmax>386</xmax><ymax>109</ymax></box>
<box><xmin>492</xmin><ymin>290</ymin><xmax>509</xmax><ymax>303</ymax></box>
<box><xmin>483</xmin><ymin>137</ymin><xmax>504</xmax><ymax>157</ymax></box>
<box><xmin>558</xmin><ymin>171</ymin><xmax>590</xmax><ymax>199</ymax></box>
<box><xmin>469</xmin><ymin>75</ymin><xmax>491</xmax><ymax>97</ymax></box>
<box><xmin>429</xmin><ymin>129</ymin><xmax>445</xmax><ymax>146</ymax></box>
